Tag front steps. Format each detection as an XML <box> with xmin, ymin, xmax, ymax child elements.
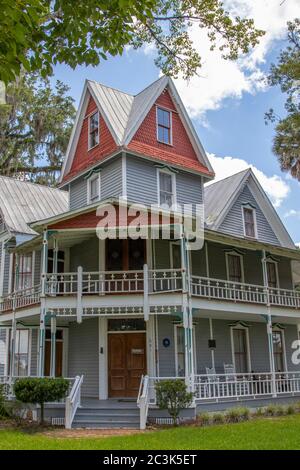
<box><xmin>72</xmin><ymin>400</ymin><xmax>140</xmax><ymax>429</ymax></box>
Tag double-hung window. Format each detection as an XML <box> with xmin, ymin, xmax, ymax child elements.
<box><xmin>88</xmin><ymin>174</ymin><xmax>100</xmax><ymax>203</ymax></box>
<box><xmin>267</xmin><ymin>261</ymin><xmax>278</xmax><ymax>288</ymax></box>
<box><xmin>243</xmin><ymin>206</ymin><xmax>257</xmax><ymax>238</ymax></box>
<box><xmin>232</xmin><ymin>328</ymin><xmax>249</xmax><ymax>373</ymax></box>
<box><xmin>88</xmin><ymin>111</ymin><xmax>99</xmax><ymax>149</ymax></box>
<box><xmin>17</xmin><ymin>254</ymin><xmax>32</xmax><ymax>290</ymax></box>
<box><xmin>227</xmin><ymin>253</ymin><xmax>243</xmax><ymax>284</ymax></box>
<box><xmin>13</xmin><ymin>329</ymin><xmax>29</xmax><ymax>376</ymax></box>
<box><xmin>157</xmin><ymin>107</ymin><xmax>172</xmax><ymax>145</ymax></box>
<box><xmin>272</xmin><ymin>330</ymin><xmax>285</xmax><ymax>372</ymax></box>
<box><xmin>158</xmin><ymin>170</ymin><xmax>175</xmax><ymax>208</ymax></box>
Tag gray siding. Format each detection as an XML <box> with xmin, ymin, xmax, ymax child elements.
<box><xmin>3</xmin><ymin>249</ymin><xmax>10</xmax><ymax>295</ymax></box>
<box><xmin>68</xmin><ymin>319</ymin><xmax>99</xmax><ymax>397</ymax></box>
<box><xmin>70</xmin><ymin>237</ymin><xmax>99</xmax><ymax>272</ymax></box>
<box><xmin>157</xmin><ymin>316</ymin><xmax>177</xmax><ymax>376</ymax></box>
<box><xmin>0</xmin><ymin>328</ymin><xmax>7</xmax><ymax>375</ymax></box>
<box><xmin>30</xmin><ymin>329</ymin><xmax>38</xmax><ymax>376</ymax></box>
<box><xmin>126</xmin><ymin>154</ymin><xmax>203</xmax><ymax>207</ymax></box>
<box><xmin>34</xmin><ymin>250</ymin><xmax>41</xmax><ymax>285</ymax></box>
<box><xmin>69</xmin><ymin>158</ymin><xmax>123</xmax><ymax>211</ymax></box>
<box><xmin>219</xmin><ymin>185</ymin><xmax>280</xmax><ymax>245</ymax></box>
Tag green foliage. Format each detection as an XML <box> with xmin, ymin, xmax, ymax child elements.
<box><xmin>225</xmin><ymin>407</ymin><xmax>250</xmax><ymax>423</ymax></box>
<box><xmin>0</xmin><ymin>72</ymin><xmax>75</xmax><ymax>185</ymax></box>
<box><xmin>197</xmin><ymin>411</ymin><xmax>210</xmax><ymax>426</ymax></box>
<box><xmin>155</xmin><ymin>379</ymin><xmax>194</xmax><ymax>426</ymax></box>
<box><xmin>14</xmin><ymin>377</ymin><xmax>69</xmax><ymax>424</ymax></box>
<box><xmin>212</xmin><ymin>412</ymin><xmax>225</xmax><ymax>425</ymax></box>
<box><xmin>0</xmin><ymin>1</ymin><xmax>264</xmax><ymax>83</ymax></box>
<box><xmin>0</xmin><ymin>384</ymin><xmax>9</xmax><ymax>419</ymax></box>
<box><xmin>265</xmin><ymin>19</ymin><xmax>300</xmax><ymax>181</ymax></box>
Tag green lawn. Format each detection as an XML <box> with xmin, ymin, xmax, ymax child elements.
<box><xmin>1</xmin><ymin>415</ymin><xmax>300</xmax><ymax>450</ymax></box>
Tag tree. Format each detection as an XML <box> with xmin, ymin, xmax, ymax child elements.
<box><xmin>14</xmin><ymin>377</ymin><xmax>69</xmax><ymax>425</ymax></box>
<box><xmin>0</xmin><ymin>73</ymin><xmax>76</xmax><ymax>185</ymax></box>
<box><xmin>265</xmin><ymin>19</ymin><xmax>300</xmax><ymax>181</ymax></box>
<box><xmin>155</xmin><ymin>379</ymin><xmax>194</xmax><ymax>426</ymax></box>
<box><xmin>0</xmin><ymin>1</ymin><xmax>264</xmax><ymax>83</ymax></box>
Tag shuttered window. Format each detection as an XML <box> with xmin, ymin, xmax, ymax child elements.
<box><xmin>267</xmin><ymin>261</ymin><xmax>278</xmax><ymax>288</ymax></box>
<box><xmin>227</xmin><ymin>254</ymin><xmax>243</xmax><ymax>283</ymax></box>
<box><xmin>233</xmin><ymin>328</ymin><xmax>249</xmax><ymax>373</ymax></box>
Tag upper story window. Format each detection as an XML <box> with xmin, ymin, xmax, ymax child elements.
<box><xmin>88</xmin><ymin>111</ymin><xmax>99</xmax><ymax>149</ymax></box>
<box><xmin>226</xmin><ymin>252</ymin><xmax>244</xmax><ymax>284</ymax></box>
<box><xmin>266</xmin><ymin>260</ymin><xmax>279</xmax><ymax>289</ymax></box>
<box><xmin>158</xmin><ymin>170</ymin><xmax>176</xmax><ymax>208</ymax></box>
<box><xmin>243</xmin><ymin>206</ymin><xmax>257</xmax><ymax>238</ymax></box>
<box><xmin>87</xmin><ymin>173</ymin><xmax>100</xmax><ymax>204</ymax></box>
<box><xmin>157</xmin><ymin>107</ymin><xmax>172</xmax><ymax>145</ymax></box>
<box><xmin>16</xmin><ymin>254</ymin><xmax>32</xmax><ymax>290</ymax></box>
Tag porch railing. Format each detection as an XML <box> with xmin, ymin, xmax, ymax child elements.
<box><xmin>137</xmin><ymin>374</ymin><xmax>150</xmax><ymax>430</ymax></box>
<box><xmin>194</xmin><ymin>372</ymin><xmax>300</xmax><ymax>401</ymax></box>
<box><xmin>65</xmin><ymin>375</ymin><xmax>84</xmax><ymax>429</ymax></box>
<box><xmin>0</xmin><ymin>285</ymin><xmax>41</xmax><ymax>313</ymax></box>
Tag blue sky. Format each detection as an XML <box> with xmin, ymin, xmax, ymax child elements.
<box><xmin>52</xmin><ymin>0</ymin><xmax>300</xmax><ymax>244</ymax></box>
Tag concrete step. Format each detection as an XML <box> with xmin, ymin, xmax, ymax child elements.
<box><xmin>72</xmin><ymin>402</ymin><xmax>140</xmax><ymax>429</ymax></box>
<box><xmin>74</xmin><ymin>415</ymin><xmax>140</xmax><ymax>423</ymax></box>
<box><xmin>76</xmin><ymin>408</ymin><xmax>139</xmax><ymax>417</ymax></box>
<box><xmin>72</xmin><ymin>422</ymin><xmax>139</xmax><ymax>429</ymax></box>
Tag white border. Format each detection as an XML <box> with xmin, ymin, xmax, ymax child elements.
<box><xmin>157</xmin><ymin>168</ymin><xmax>177</xmax><ymax>207</ymax></box>
<box><xmin>87</xmin><ymin>173</ymin><xmax>101</xmax><ymax>204</ymax></box>
<box><xmin>242</xmin><ymin>204</ymin><xmax>258</xmax><ymax>239</ymax></box>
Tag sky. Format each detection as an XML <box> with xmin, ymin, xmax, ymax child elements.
<box><xmin>51</xmin><ymin>0</ymin><xmax>300</xmax><ymax>245</ymax></box>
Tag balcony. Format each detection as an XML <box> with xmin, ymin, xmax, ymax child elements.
<box><xmin>1</xmin><ymin>270</ymin><xmax>300</xmax><ymax>314</ymax></box>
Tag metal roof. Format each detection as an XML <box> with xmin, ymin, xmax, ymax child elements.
<box><xmin>0</xmin><ymin>175</ymin><xmax>69</xmax><ymax>235</ymax></box>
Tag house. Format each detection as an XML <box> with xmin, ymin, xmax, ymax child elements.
<box><xmin>1</xmin><ymin>76</ymin><xmax>300</xmax><ymax>429</ymax></box>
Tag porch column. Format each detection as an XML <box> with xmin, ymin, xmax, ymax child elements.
<box><xmin>41</xmin><ymin>228</ymin><xmax>49</xmax><ymax>296</ymax></box>
<box><xmin>9</xmin><ymin>315</ymin><xmax>16</xmax><ymax>378</ymax></box>
<box><xmin>53</xmin><ymin>238</ymin><xmax>58</xmax><ymax>274</ymax></box>
<box><xmin>38</xmin><ymin>305</ymin><xmax>46</xmax><ymax>377</ymax></box>
<box><xmin>209</xmin><ymin>318</ymin><xmax>215</xmax><ymax>370</ymax></box>
<box><xmin>266</xmin><ymin>314</ymin><xmax>277</xmax><ymax>397</ymax></box>
<box><xmin>50</xmin><ymin>314</ymin><xmax>57</xmax><ymax>377</ymax></box>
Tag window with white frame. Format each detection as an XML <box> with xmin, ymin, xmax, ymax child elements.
<box><xmin>174</xmin><ymin>324</ymin><xmax>197</xmax><ymax>377</ymax></box>
<box><xmin>266</xmin><ymin>260</ymin><xmax>279</xmax><ymax>289</ymax></box>
<box><xmin>13</xmin><ymin>329</ymin><xmax>30</xmax><ymax>376</ymax></box>
<box><xmin>87</xmin><ymin>174</ymin><xmax>100</xmax><ymax>203</ymax></box>
<box><xmin>272</xmin><ymin>329</ymin><xmax>286</xmax><ymax>372</ymax></box>
<box><xmin>16</xmin><ymin>254</ymin><xmax>32</xmax><ymax>290</ymax></box>
<box><xmin>157</xmin><ymin>107</ymin><xmax>172</xmax><ymax>145</ymax></box>
<box><xmin>88</xmin><ymin>111</ymin><xmax>99</xmax><ymax>149</ymax></box>
<box><xmin>231</xmin><ymin>326</ymin><xmax>250</xmax><ymax>373</ymax></box>
<box><xmin>158</xmin><ymin>170</ymin><xmax>176</xmax><ymax>208</ymax></box>
<box><xmin>243</xmin><ymin>206</ymin><xmax>257</xmax><ymax>238</ymax></box>
<box><xmin>226</xmin><ymin>252</ymin><xmax>244</xmax><ymax>284</ymax></box>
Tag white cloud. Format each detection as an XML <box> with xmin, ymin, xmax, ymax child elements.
<box><xmin>171</xmin><ymin>0</ymin><xmax>300</xmax><ymax>119</ymax></box>
<box><xmin>296</xmin><ymin>242</ymin><xmax>300</xmax><ymax>248</ymax></box>
<box><xmin>284</xmin><ymin>209</ymin><xmax>300</xmax><ymax>218</ymax></box>
<box><xmin>207</xmin><ymin>152</ymin><xmax>290</xmax><ymax>207</ymax></box>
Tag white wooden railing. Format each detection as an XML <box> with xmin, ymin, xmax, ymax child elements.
<box><xmin>194</xmin><ymin>372</ymin><xmax>300</xmax><ymax>401</ymax></box>
<box><xmin>137</xmin><ymin>374</ymin><xmax>150</xmax><ymax>430</ymax></box>
<box><xmin>0</xmin><ymin>285</ymin><xmax>41</xmax><ymax>313</ymax></box>
<box><xmin>65</xmin><ymin>374</ymin><xmax>84</xmax><ymax>429</ymax></box>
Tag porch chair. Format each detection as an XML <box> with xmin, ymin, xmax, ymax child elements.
<box><xmin>204</xmin><ymin>367</ymin><xmax>218</xmax><ymax>398</ymax></box>
<box><xmin>223</xmin><ymin>363</ymin><xmax>249</xmax><ymax>397</ymax></box>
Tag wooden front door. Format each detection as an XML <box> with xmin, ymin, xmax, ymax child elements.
<box><xmin>108</xmin><ymin>333</ymin><xmax>146</xmax><ymax>398</ymax></box>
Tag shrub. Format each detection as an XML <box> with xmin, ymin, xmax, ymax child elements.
<box><xmin>155</xmin><ymin>379</ymin><xmax>194</xmax><ymax>426</ymax></box>
<box><xmin>0</xmin><ymin>384</ymin><xmax>9</xmax><ymax>419</ymax></box>
<box><xmin>265</xmin><ymin>404</ymin><xmax>285</xmax><ymax>416</ymax></box>
<box><xmin>286</xmin><ymin>405</ymin><xmax>296</xmax><ymax>415</ymax></box>
<box><xmin>254</xmin><ymin>407</ymin><xmax>264</xmax><ymax>417</ymax></box>
<box><xmin>212</xmin><ymin>412</ymin><xmax>225</xmax><ymax>425</ymax></box>
<box><xmin>197</xmin><ymin>412</ymin><xmax>210</xmax><ymax>426</ymax></box>
<box><xmin>14</xmin><ymin>377</ymin><xmax>69</xmax><ymax>424</ymax></box>
<box><xmin>225</xmin><ymin>407</ymin><xmax>250</xmax><ymax>423</ymax></box>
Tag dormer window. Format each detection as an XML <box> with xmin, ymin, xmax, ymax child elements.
<box><xmin>87</xmin><ymin>173</ymin><xmax>100</xmax><ymax>203</ymax></box>
<box><xmin>242</xmin><ymin>206</ymin><xmax>257</xmax><ymax>238</ymax></box>
<box><xmin>158</xmin><ymin>169</ymin><xmax>176</xmax><ymax>208</ymax></box>
<box><xmin>88</xmin><ymin>111</ymin><xmax>99</xmax><ymax>149</ymax></box>
<box><xmin>157</xmin><ymin>107</ymin><xmax>172</xmax><ymax>145</ymax></box>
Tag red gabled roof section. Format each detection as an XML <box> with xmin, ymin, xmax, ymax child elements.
<box><xmin>127</xmin><ymin>88</ymin><xmax>213</xmax><ymax>176</ymax></box>
<box><xmin>62</xmin><ymin>95</ymin><xmax>118</xmax><ymax>183</ymax></box>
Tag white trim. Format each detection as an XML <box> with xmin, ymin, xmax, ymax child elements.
<box><xmin>225</xmin><ymin>250</ymin><xmax>245</xmax><ymax>284</ymax></box>
<box><xmin>174</xmin><ymin>324</ymin><xmax>197</xmax><ymax>377</ymax></box>
<box><xmin>31</xmin><ymin>250</ymin><xmax>36</xmax><ymax>286</ymax></box>
<box><xmin>99</xmin><ymin>317</ymin><xmax>108</xmax><ymax>399</ymax></box>
<box><xmin>0</xmin><ymin>240</ymin><xmax>6</xmax><ymax>298</ymax></box>
<box><xmin>157</xmin><ymin>167</ymin><xmax>177</xmax><ymax>208</ymax></box>
<box><xmin>87</xmin><ymin>172</ymin><xmax>101</xmax><ymax>204</ymax></box>
<box><xmin>156</xmin><ymin>105</ymin><xmax>173</xmax><ymax>146</ymax></box>
<box><xmin>242</xmin><ymin>204</ymin><xmax>258</xmax><ymax>239</ymax></box>
<box><xmin>88</xmin><ymin>110</ymin><xmax>100</xmax><ymax>151</ymax></box>
<box><xmin>205</xmin><ymin>242</ymin><xmax>210</xmax><ymax>278</ymax></box>
<box><xmin>272</xmin><ymin>325</ymin><xmax>287</xmax><ymax>372</ymax></box>
<box><xmin>230</xmin><ymin>323</ymin><xmax>251</xmax><ymax>373</ymax></box>
<box><xmin>121</xmin><ymin>152</ymin><xmax>127</xmax><ymax>199</ymax></box>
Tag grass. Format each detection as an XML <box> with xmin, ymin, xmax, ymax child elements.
<box><xmin>2</xmin><ymin>414</ymin><xmax>300</xmax><ymax>449</ymax></box>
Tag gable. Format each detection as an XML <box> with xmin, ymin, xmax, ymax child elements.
<box><xmin>219</xmin><ymin>184</ymin><xmax>280</xmax><ymax>246</ymax></box>
<box><xmin>64</xmin><ymin>95</ymin><xmax>118</xmax><ymax>182</ymax></box>
<box><xmin>127</xmin><ymin>88</ymin><xmax>200</xmax><ymax>167</ymax></box>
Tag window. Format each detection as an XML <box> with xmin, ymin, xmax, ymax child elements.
<box><xmin>272</xmin><ymin>330</ymin><xmax>285</xmax><ymax>372</ymax></box>
<box><xmin>88</xmin><ymin>111</ymin><xmax>99</xmax><ymax>149</ymax></box>
<box><xmin>243</xmin><ymin>206</ymin><xmax>257</xmax><ymax>238</ymax></box>
<box><xmin>158</xmin><ymin>170</ymin><xmax>176</xmax><ymax>207</ymax></box>
<box><xmin>174</xmin><ymin>325</ymin><xmax>197</xmax><ymax>377</ymax></box>
<box><xmin>13</xmin><ymin>329</ymin><xmax>29</xmax><ymax>376</ymax></box>
<box><xmin>267</xmin><ymin>261</ymin><xmax>278</xmax><ymax>289</ymax></box>
<box><xmin>87</xmin><ymin>174</ymin><xmax>100</xmax><ymax>203</ymax></box>
<box><xmin>232</xmin><ymin>328</ymin><xmax>249</xmax><ymax>373</ymax></box>
<box><xmin>226</xmin><ymin>253</ymin><xmax>243</xmax><ymax>283</ymax></box>
<box><xmin>157</xmin><ymin>107</ymin><xmax>172</xmax><ymax>144</ymax></box>
<box><xmin>16</xmin><ymin>254</ymin><xmax>32</xmax><ymax>290</ymax></box>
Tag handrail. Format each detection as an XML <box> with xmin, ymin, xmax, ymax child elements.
<box><xmin>137</xmin><ymin>375</ymin><xmax>150</xmax><ymax>430</ymax></box>
<box><xmin>65</xmin><ymin>374</ymin><xmax>84</xmax><ymax>429</ymax></box>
